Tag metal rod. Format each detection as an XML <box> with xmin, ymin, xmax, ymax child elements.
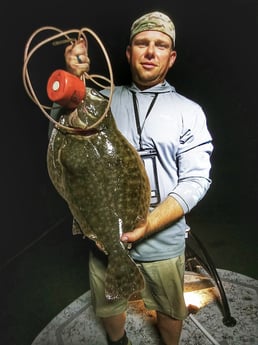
<box><xmin>189</xmin><ymin>314</ymin><xmax>221</xmax><ymax>345</ymax></box>
<box><xmin>187</xmin><ymin>231</ymin><xmax>237</xmax><ymax>327</ymax></box>
<box><xmin>52</xmin><ymin>38</ymin><xmax>76</xmax><ymax>46</ymax></box>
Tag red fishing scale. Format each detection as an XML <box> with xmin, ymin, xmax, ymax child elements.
<box><xmin>47</xmin><ymin>69</ymin><xmax>85</xmax><ymax>109</ymax></box>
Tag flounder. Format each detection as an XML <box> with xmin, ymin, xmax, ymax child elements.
<box><xmin>47</xmin><ymin>87</ymin><xmax>150</xmax><ymax>300</ymax></box>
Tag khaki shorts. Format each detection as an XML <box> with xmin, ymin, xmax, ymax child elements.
<box><xmin>89</xmin><ymin>249</ymin><xmax>188</xmax><ymax>320</ymax></box>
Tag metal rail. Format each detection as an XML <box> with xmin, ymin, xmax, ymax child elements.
<box><xmin>185</xmin><ymin>230</ymin><xmax>237</xmax><ymax>327</ymax></box>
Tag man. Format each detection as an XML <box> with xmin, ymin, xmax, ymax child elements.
<box><xmin>64</xmin><ymin>11</ymin><xmax>213</xmax><ymax>345</ymax></box>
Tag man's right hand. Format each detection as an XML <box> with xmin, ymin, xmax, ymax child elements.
<box><xmin>65</xmin><ymin>38</ymin><xmax>90</xmax><ymax>77</ymax></box>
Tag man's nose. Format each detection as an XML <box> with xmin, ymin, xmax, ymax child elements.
<box><xmin>145</xmin><ymin>43</ymin><xmax>155</xmax><ymax>56</ymax></box>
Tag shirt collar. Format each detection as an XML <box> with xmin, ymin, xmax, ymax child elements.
<box><xmin>128</xmin><ymin>80</ymin><xmax>175</xmax><ymax>93</ymax></box>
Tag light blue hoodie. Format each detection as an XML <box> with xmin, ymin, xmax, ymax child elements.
<box><xmin>101</xmin><ymin>81</ymin><xmax>213</xmax><ymax>261</ymax></box>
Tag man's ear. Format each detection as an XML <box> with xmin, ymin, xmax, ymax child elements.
<box><xmin>169</xmin><ymin>50</ymin><xmax>177</xmax><ymax>68</ymax></box>
<box><xmin>126</xmin><ymin>45</ymin><xmax>131</xmax><ymax>63</ymax></box>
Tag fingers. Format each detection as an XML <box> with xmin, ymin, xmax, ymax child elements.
<box><xmin>65</xmin><ymin>39</ymin><xmax>90</xmax><ymax>77</ymax></box>
<box><xmin>65</xmin><ymin>38</ymin><xmax>87</xmax><ymax>57</ymax></box>
<box><xmin>121</xmin><ymin>226</ymin><xmax>146</xmax><ymax>243</ymax></box>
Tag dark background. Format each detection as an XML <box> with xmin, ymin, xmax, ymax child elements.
<box><xmin>0</xmin><ymin>0</ymin><xmax>257</xmax><ymax>343</ymax></box>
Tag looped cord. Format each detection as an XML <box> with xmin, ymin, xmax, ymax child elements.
<box><xmin>22</xmin><ymin>26</ymin><xmax>114</xmax><ymax>133</ymax></box>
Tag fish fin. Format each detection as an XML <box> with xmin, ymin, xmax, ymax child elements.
<box><xmin>104</xmin><ymin>252</ymin><xmax>145</xmax><ymax>300</ymax></box>
<box><xmin>72</xmin><ymin>218</ymin><xmax>83</xmax><ymax>235</ymax></box>
<box><xmin>72</xmin><ymin>218</ymin><xmax>100</xmax><ymax>243</ymax></box>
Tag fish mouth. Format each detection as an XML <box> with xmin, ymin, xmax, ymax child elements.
<box><xmin>66</xmin><ymin>109</ymin><xmax>100</xmax><ymax>136</ymax></box>
<box><xmin>68</xmin><ymin>109</ymin><xmax>87</xmax><ymax>128</ymax></box>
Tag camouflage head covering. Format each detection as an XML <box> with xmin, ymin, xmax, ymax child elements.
<box><xmin>130</xmin><ymin>11</ymin><xmax>176</xmax><ymax>46</ymax></box>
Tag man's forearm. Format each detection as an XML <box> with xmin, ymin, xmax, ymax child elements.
<box><xmin>120</xmin><ymin>195</ymin><xmax>184</xmax><ymax>243</ymax></box>
<box><xmin>147</xmin><ymin>195</ymin><xmax>184</xmax><ymax>235</ymax></box>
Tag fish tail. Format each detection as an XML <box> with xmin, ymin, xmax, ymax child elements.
<box><xmin>105</xmin><ymin>252</ymin><xmax>145</xmax><ymax>300</ymax></box>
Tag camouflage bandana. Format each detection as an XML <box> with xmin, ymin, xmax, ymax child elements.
<box><xmin>130</xmin><ymin>11</ymin><xmax>176</xmax><ymax>46</ymax></box>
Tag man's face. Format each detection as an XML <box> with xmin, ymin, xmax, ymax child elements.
<box><xmin>126</xmin><ymin>30</ymin><xmax>177</xmax><ymax>90</ymax></box>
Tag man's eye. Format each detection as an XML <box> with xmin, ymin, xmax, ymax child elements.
<box><xmin>156</xmin><ymin>43</ymin><xmax>167</xmax><ymax>49</ymax></box>
<box><xmin>137</xmin><ymin>42</ymin><xmax>147</xmax><ymax>47</ymax></box>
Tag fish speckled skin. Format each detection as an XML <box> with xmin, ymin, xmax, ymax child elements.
<box><xmin>47</xmin><ymin>87</ymin><xmax>150</xmax><ymax>300</ymax></box>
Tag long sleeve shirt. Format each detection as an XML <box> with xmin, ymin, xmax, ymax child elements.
<box><xmin>101</xmin><ymin>81</ymin><xmax>213</xmax><ymax>261</ymax></box>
